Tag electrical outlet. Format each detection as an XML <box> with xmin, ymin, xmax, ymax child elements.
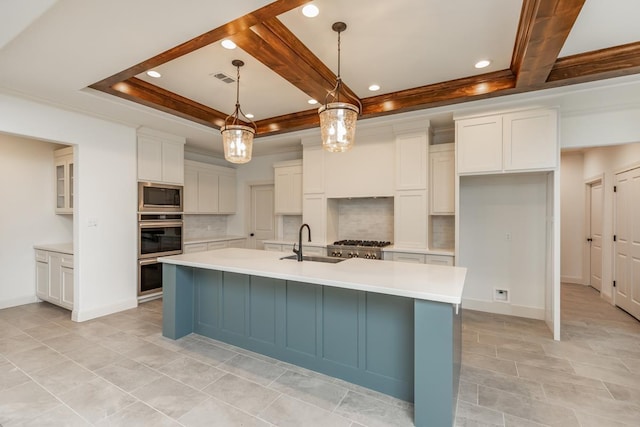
<box><xmin>494</xmin><ymin>288</ymin><xmax>509</xmax><ymax>302</ymax></box>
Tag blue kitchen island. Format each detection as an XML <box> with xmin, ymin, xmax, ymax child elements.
<box><xmin>160</xmin><ymin>248</ymin><xmax>466</xmax><ymax>427</ymax></box>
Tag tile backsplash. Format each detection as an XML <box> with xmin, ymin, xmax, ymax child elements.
<box><xmin>431</xmin><ymin>215</ymin><xmax>454</xmax><ymax>249</ymax></box>
<box><xmin>184</xmin><ymin>215</ymin><xmax>227</xmax><ymax>240</ymax></box>
<box><xmin>337</xmin><ymin>198</ymin><xmax>394</xmax><ymax>242</ymax></box>
<box><xmin>282</xmin><ymin>215</ymin><xmax>303</xmax><ymax>241</ymax></box>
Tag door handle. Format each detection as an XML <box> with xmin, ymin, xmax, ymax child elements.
<box><xmin>250</xmin><ymin>233</ymin><xmax>255</xmax><ymax>237</ymax></box>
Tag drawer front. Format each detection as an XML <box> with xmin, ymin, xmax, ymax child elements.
<box><xmin>425</xmin><ymin>254</ymin><xmax>454</xmax><ymax>266</ymax></box>
<box><xmin>207</xmin><ymin>241</ymin><xmax>227</xmax><ymax>251</ymax></box>
<box><xmin>303</xmin><ymin>246</ymin><xmax>325</xmax><ymax>256</ymax></box>
<box><xmin>35</xmin><ymin>250</ymin><xmax>48</xmax><ymax>262</ymax></box>
<box><xmin>226</xmin><ymin>239</ymin><xmax>246</xmax><ymax>248</ymax></box>
<box><xmin>184</xmin><ymin>243</ymin><xmax>208</xmax><ymax>254</ymax></box>
<box><xmin>263</xmin><ymin>243</ymin><xmax>283</xmax><ymax>252</ymax></box>
<box><xmin>61</xmin><ymin>255</ymin><xmax>74</xmax><ymax>268</ymax></box>
<box><xmin>391</xmin><ymin>252</ymin><xmax>426</xmax><ymax>264</ymax></box>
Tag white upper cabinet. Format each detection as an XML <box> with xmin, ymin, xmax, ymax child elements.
<box><xmin>456</xmin><ymin>108</ymin><xmax>558</xmax><ymax>175</ymax></box>
<box><xmin>54</xmin><ymin>147</ymin><xmax>74</xmax><ymax>214</ymax></box>
<box><xmin>394</xmin><ymin>190</ymin><xmax>428</xmax><ymax>248</ymax></box>
<box><xmin>184</xmin><ymin>160</ymin><xmax>236</xmax><ymax>214</ymax></box>
<box><xmin>303</xmin><ymin>193</ymin><xmax>326</xmax><ymax>243</ymax></box>
<box><xmin>503</xmin><ymin>109</ymin><xmax>558</xmax><ymax>171</ymax></box>
<box><xmin>274</xmin><ymin>160</ymin><xmax>303</xmax><ymax>215</ymax></box>
<box><xmin>429</xmin><ymin>143</ymin><xmax>455</xmax><ymax>215</ymax></box>
<box><xmin>137</xmin><ymin>128</ymin><xmax>185</xmax><ymax>185</ymax></box>
<box><xmin>302</xmin><ymin>144</ymin><xmax>324</xmax><ymax>194</ymax></box>
<box><xmin>395</xmin><ymin>133</ymin><xmax>427</xmax><ymax>190</ymax></box>
<box><xmin>456</xmin><ymin>115</ymin><xmax>503</xmax><ymax>174</ymax></box>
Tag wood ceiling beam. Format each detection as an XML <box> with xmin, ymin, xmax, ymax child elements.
<box><xmin>232</xmin><ymin>17</ymin><xmax>359</xmax><ymax>105</ymax></box>
<box><xmin>511</xmin><ymin>0</ymin><xmax>585</xmax><ymax>88</ymax></box>
<box><xmin>362</xmin><ymin>71</ymin><xmax>517</xmax><ymax>117</ymax></box>
<box><xmin>547</xmin><ymin>41</ymin><xmax>640</xmax><ymax>85</ymax></box>
<box><xmin>90</xmin><ymin>0</ymin><xmax>309</xmax><ymax>90</ymax></box>
<box><xmin>254</xmin><ymin>71</ymin><xmax>518</xmax><ymax>137</ymax></box>
<box><xmin>101</xmin><ymin>77</ymin><xmax>228</xmax><ymax>128</ymax></box>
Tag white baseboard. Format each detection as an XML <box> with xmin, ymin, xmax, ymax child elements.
<box><xmin>462</xmin><ymin>298</ymin><xmax>545</xmax><ymax>320</ymax></box>
<box><xmin>0</xmin><ymin>295</ymin><xmax>40</xmax><ymax>310</ymax></box>
<box><xmin>561</xmin><ymin>275</ymin><xmax>584</xmax><ymax>285</ymax></box>
<box><xmin>72</xmin><ymin>297</ymin><xmax>138</xmax><ymax>322</ymax></box>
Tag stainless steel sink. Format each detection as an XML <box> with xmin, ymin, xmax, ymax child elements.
<box><xmin>280</xmin><ymin>254</ymin><xmax>345</xmax><ymax>263</ymax></box>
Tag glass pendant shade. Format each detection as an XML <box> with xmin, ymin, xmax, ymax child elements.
<box><xmin>318</xmin><ymin>102</ymin><xmax>359</xmax><ymax>152</ymax></box>
<box><xmin>220</xmin><ymin>59</ymin><xmax>255</xmax><ymax>164</ymax></box>
<box><xmin>319</xmin><ymin>22</ymin><xmax>361</xmax><ymax>153</ymax></box>
<box><xmin>221</xmin><ymin>124</ymin><xmax>254</xmax><ymax>164</ymax></box>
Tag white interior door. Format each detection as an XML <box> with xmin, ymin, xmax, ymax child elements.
<box><xmin>249</xmin><ymin>184</ymin><xmax>275</xmax><ymax>250</ymax></box>
<box><xmin>589</xmin><ymin>181</ymin><xmax>603</xmax><ymax>291</ymax></box>
<box><xmin>615</xmin><ymin>168</ymin><xmax>640</xmax><ymax>320</ymax></box>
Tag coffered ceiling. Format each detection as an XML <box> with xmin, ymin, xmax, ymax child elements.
<box><xmin>1</xmin><ymin>0</ymin><xmax>640</xmax><ymax>157</ymax></box>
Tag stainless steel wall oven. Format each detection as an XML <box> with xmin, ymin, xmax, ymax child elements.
<box><xmin>138</xmin><ymin>213</ymin><xmax>183</xmax><ymax>297</ymax></box>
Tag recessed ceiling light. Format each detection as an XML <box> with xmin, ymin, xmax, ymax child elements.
<box><xmin>302</xmin><ymin>4</ymin><xmax>319</xmax><ymax>18</ymax></box>
<box><xmin>368</xmin><ymin>84</ymin><xmax>380</xmax><ymax>91</ymax></box>
<box><xmin>475</xmin><ymin>59</ymin><xmax>491</xmax><ymax>69</ymax></box>
<box><xmin>245</xmin><ymin>113</ymin><xmax>255</xmax><ymax>119</ymax></box>
<box><xmin>308</xmin><ymin>99</ymin><xmax>318</xmax><ymax>105</ymax></box>
<box><xmin>146</xmin><ymin>70</ymin><xmax>161</xmax><ymax>78</ymax></box>
<box><xmin>221</xmin><ymin>39</ymin><xmax>237</xmax><ymax>50</ymax></box>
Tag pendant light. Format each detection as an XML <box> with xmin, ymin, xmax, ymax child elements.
<box><xmin>319</xmin><ymin>22</ymin><xmax>361</xmax><ymax>153</ymax></box>
<box><xmin>220</xmin><ymin>59</ymin><xmax>256</xmax><ymax>164</ymax></box>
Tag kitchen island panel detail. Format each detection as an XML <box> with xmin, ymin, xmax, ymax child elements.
<box><xmin>221</xmin><ymin>272</ymin><xmax>247</xmax><ymax>337</ymax></box>
<box><xmin>164</xmin><ymin>266</ymin><xmax>427</xmax><ymax>401</ymax></box>
<box><xmin>414</xmin><ymin>299</ymin><xmax>461</xmax><ymax>427</ymax></box>
<box><xmin>249</xmin><ymin>276</ymin><xmax>279</xmax><ymax>346</ymax></box>
<box><xmin>162</xmin><ymin>253</ymin><xmax>463</xmax><ymax>426</ymax></box>
<box><xmin>285</xmin><ymin>281</ymin><xmax>318</xmax><ymax>358</ymax></box>
<box><xmin>321</xmin><ymin>286</ymin><xmax>360</xmax><ymax>369</ymax></box>
<box><xmin>366</xmin><ymin>293</ymin><xmax>414</xmax><ymax>382</ymax></box>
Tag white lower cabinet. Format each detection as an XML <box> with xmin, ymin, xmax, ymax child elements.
<box><xmin>183</xmin><ymin>243</ymin><xmax>207</xmax><ymax>254</ymax></box>
<box><xmin>385</xmin><ymin>251</ymin><xmax>454</xmax><ymax>266</ymax></box>
<box><xmin>35</xmin><ymin>249</ymin><xmax>74</xmax><ymax>310</ymax></box>
<box><xmin>35</xmin><ymin>259</ymin><xmax>49</xmax><ymax>299</ymax></box>
<box><xmin>426</xmin><ymin>254</ymin><xmax>454</xmax><ymax>266</ymax></box>
<box><xmin>226</xmin><ymin>239</ymin><xmax>246</xmax><ymax>248</ymax></box>
<box><xmin>392</xmin><ymin>252</ymin><xmax>426</xmax><ymax>264</ymax></box>
<box><xmin>183</xmin><ymin>238</ymin><xmax>246</xmax><ymax>254</ymax></box>
<box><xmin>264</xmin><ymin>243</ymin><xmax>284</xmax><ymax>252</ymax></box>
<box><xmin>207</xmin><ymin>241</ymin><xmax>226</xmax><ymax>251</ymax></box>
<box><xmin>301</xmin><ymin>246</ymin><xmax>325</xmax><ymax>256</ymax></box>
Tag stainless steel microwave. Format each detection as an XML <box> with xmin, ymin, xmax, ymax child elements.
<box><xmin>138</xmin><ymin>182</ymin><xmax>183</xmax><ymax>213</ymax></box>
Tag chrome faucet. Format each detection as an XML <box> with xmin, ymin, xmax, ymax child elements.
<box><xmin>292</xmin><ymin>223</ymin><xmax>311</xmax><ymax>261</ymax></box>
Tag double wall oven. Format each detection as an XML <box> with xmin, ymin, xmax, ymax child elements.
<box><xmin>138</xmin><ymin>183</ymin><xmax>183</xmax><ymax>298</ymax></box>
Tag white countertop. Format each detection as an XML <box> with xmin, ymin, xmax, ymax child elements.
<box><xmin>184</xmin><ymin>235</ymin><xmax>246</xmax><ymax>245</ymax></box>
<box><xmin>34</xmin><ymin>242</ymin><xmax>74</xmax><ymax>255</ymax></box>
<box><xmin>159</xmin><ymin>248</ymin><xmax>465</xmax><ymax>304</ymax></box>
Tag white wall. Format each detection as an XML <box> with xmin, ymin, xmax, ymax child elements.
<box><xmin>0</xmin><ymin>93</ymin><xmax>138</xmax><ymax>321</ymax></box>
<box><xmin>0</xmin><ymin>134</ymin><xmax>73</xmax><ymax>308</ymax></box>
<box><xmin>459</xmin><ymin>173</ymin><xmax>549</xmax><ymax>319</ymax></box>
<box><xmin>560</xmin><ymin>151</ymin><xmax>585</xmax><ymax>284</ymax></box>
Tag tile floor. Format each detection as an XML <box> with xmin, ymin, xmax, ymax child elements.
<box><xmin>0</xmin><ymin>283</ymin><xmax>638</xmax><ymax>426</ymax></box>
